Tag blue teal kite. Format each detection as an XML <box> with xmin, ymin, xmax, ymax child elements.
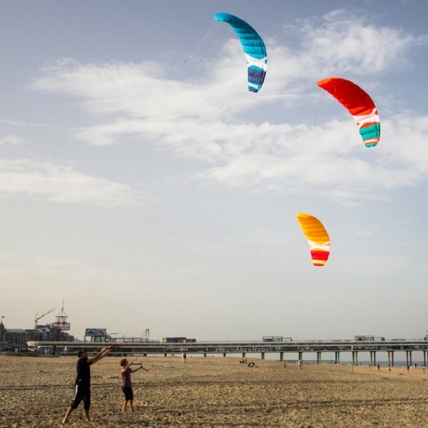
<box><xmin>214</xmin><ymin>12</ymin><xmax>267</xmax><ymax>93</ymax></box>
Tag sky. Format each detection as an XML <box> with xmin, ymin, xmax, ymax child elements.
<box><xmin>1</xmin><ymin>0</ymin><xmax>428</xmax><ymax>342</ymax></box>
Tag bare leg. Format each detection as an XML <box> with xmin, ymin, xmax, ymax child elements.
<box><xmin>130</xmin><ymin>400</ymin><xmax>134</xmax><ymax>412</ymax></box>
<box><xmin>84</xmin><ymin>409</ymin><xmax>91</xmax><ymax>422</ymax></box>
<box><xmin>122</xmin><ymin>400</ymin><xmax>128</xmax><ymax>412</ymax></box>
<box><xmin>62</xmin><ymin>407</ymin><xmax>73</xmax><ymax>424</ymax></box>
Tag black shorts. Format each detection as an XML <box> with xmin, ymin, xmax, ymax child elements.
<box><xmin>71</xmin><ymin>383</ymin><xmax>91</xmax><ymax>410</ymax></box>
<box><xmin>122</xmin><ymin>386</ymin><xmax>134</xmax><ymax>401</ymax></box>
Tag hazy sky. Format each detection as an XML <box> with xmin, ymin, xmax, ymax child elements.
<box><xmin>1</xmin><ymin>0</ymin><xmax>427</xmax><ymax>342</ymax></box>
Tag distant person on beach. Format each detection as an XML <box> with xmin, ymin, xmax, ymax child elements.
<box><xmin>182</xmin><ymin>351</ymin><xmax>187</xmax><ymax>363</ymax></box>
<box><xmin>62</xmin><ymin>346</ymin><xmax>113</xmax><ymax>424</ymax></box>
<box><xmin>120</xmin><ymin>358</ymin><xmax>149</xmax><ymax>412</ymax></box>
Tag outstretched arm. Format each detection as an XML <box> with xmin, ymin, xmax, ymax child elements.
<box><xmin>131</xmin><ymin>363</ymin><xmax>149</xmax><ymax>373</ymax></box>
<box><xmin>88</xmin><ymin>346</ymin><xmax>113</xmax><ymax>364</ymax></box>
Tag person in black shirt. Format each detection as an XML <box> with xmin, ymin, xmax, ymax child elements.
<box><xmin>62</xmin><ymin>346</ymin><xmax>112</xmax><ymax>424</ymax></box>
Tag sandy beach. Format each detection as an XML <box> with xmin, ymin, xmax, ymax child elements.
<box><xmin>1</xmin><ymin>354</ymin><xmax>427</xmax><ymax>427</ymax></box>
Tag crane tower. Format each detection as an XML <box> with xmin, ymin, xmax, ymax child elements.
<box><xmin>34</xmin><ymin>308</ymin><xmax>55</xmax><ymax>340</ymax></box>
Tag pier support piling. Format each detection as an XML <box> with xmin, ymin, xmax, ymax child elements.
<box><xmin>334</xmin><ymin>351</ymin><xmax>340</xmax><ymax>364</ymax></box>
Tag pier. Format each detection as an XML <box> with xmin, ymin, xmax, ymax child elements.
<box><xmin>27</xmin><ymin>338</ymin><xmax>428</xmax><ymax>366</ymax></box>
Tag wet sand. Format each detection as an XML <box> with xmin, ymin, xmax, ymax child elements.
<box><xmin>1</xmin><ymin>354</ymin><xmax>427</xmax><ymax>427</ymax></box>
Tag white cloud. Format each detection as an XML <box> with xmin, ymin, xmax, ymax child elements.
<box><xmin>0</xmin><ymin>134</ymin><xmax>24</xmax><ymax>145</ymax></box>
<box><xmin>0</xmin><ymin>159</ymin><xmax>150</xmax><ymax>207</ymax></box>
<box><xmin>279</xmin><ymin>10</ymin><xmax>424</xmax><ymax>79</ymax></box>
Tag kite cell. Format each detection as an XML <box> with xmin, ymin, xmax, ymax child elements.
<box><xmin>316</xmin><ymin>77</ymin><xmax>380</xmax><ymax>148</ymax></box>
<box><xmin>214</xmin><ymin>12</ymin><xmax>267</xmax><ymax>93</ymax></box>
<box><xmin>296</xmin><ymin>213</ymin><xmax>330</xmax><ymax>267</ymax></box>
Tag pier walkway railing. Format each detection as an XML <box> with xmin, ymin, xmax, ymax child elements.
<box><xmin>27</xmin><ymin>339</ymin><xmax>428</xmax><ymax>366</ymax></box>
